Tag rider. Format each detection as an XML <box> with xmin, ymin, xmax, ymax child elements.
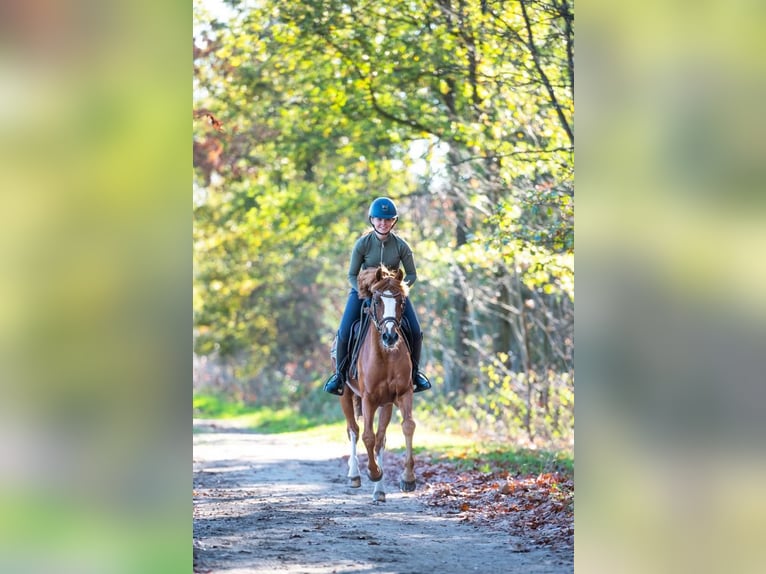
<box><xmin>323</xmin><ymin>197</ymin><xmax>432</xmax><ymax>396</ymax></box>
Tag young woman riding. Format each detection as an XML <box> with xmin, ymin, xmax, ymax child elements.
<box><xmin>323</xmin><ymin>197</ymin><xmax>432</xmax><ymax>396</ymax></box>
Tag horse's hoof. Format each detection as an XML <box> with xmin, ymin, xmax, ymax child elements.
<box><xmin>373</xmin><ymin>492</ymin><xmax>386</xmax><ymax>503</ymax></box>
<box><xmin>349</xmin><ymin>476</ymin><xmax>362</xmax><ymax>488</ymax></box>
<box><xmin>399</xmin><ymin>479</ymin><xmax>416</xmax><ymax>492</ymax></box>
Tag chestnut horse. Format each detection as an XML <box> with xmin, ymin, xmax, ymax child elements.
<box><xmin>337</xmin><ymin>266</ymin><xmax>417</xmax><ymax>503</ymax></box>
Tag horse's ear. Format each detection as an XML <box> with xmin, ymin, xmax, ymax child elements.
<box><xmin>375</xmin><ymin>267</ymin><xmax>383</xmax><ymax>280</ymax></box>
<box><xmin>395</xmin><ymin>268</ymin><xmax>404</xmax><ymax>281</ymax></box>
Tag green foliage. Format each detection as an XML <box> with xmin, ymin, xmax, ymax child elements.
<box><xmin>193</xmin><ymin>393</ymin><xmax>252</xmax><ymax>418</ymax></box>
<box><xmin>193</xmin><ymin>0</ymin><xmax>574</xmax><ymax>447</ymax></box>
<box><xmin>477</xmin><ymin>363</ymin><xmax>575</xmax><ymax>443</ymax></box>
<box><xmin>193</xmin><ymin>393</ymin><xmax>343</xmax><ymax>431</ymax></box>
<box><xmin>423</xmin><ymin>443</ymin><xmax>574</xmax><ymax>477</ymax></box>
<box><xmin>415</xmin><ymin>368</ymin><xmax>574</xmax><ymax>450</ymax></box>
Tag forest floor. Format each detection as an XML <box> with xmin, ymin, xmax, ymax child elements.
<box><xmin>193</xmin><ymin>418</ymin><xmax>573</xmax><ymax>574</ymax></box>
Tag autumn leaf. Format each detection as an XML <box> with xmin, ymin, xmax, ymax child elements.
<box><xmin>193</xmin><ymin>109</ymin><xmax>224</xmax><ymax>132</ymax></box>
<box><xmin>386</xmin><ymin>450</ymin><xmax>573</xmax><ymax>551</ymax></box>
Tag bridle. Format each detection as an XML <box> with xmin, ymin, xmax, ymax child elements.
<box><xmin>370</xmin><ymin>288</ymin><xmax>403</xmax><ymax>334</ymax></box>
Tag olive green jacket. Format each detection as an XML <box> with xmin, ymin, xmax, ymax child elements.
<box><xmin>347</xmin><ymin>231</ymin><xmax>417</xmax><ymax>291</ymax></box>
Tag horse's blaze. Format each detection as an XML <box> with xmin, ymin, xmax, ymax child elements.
<box><xmin>381</xmin><ymin>290</ymin><xmax>397</xmax><ymax>320</ymax></box>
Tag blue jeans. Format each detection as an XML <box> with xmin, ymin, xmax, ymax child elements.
<box><xmin>338</xmin><ymin>289</ymin><xmax>421</xmax><ymax>344</ymax></box>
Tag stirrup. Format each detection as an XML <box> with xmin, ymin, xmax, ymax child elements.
<box><xmin>323</xmin><ymin>373</ymin><xmax>344</xmax><ymax>396</ymax></box>
<box><xmin>413</xmin><ymin>372</ymin><xmax>431</xmax><ymax>393</ymax></box>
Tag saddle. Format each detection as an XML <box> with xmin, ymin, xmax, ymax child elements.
<box><xmin>340</xmin><ymin>299</ymin><xmax>412</xmax><ymax>381</ymax></box>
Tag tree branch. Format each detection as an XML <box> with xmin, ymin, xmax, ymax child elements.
<box><xmin>519</xmin><ymin>0</ymin><xmax>574</xmax><ymax>146</ymax></box>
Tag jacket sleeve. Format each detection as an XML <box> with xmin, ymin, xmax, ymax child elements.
<box><xmin>347</xmin><ymin>237</ymin><xmax>366</xmax><ymax>290</ymax></box>
<box><xmin>398</xmin><ymin>237</ymin><xmax>417</xmax><ymax>287</ymax></box>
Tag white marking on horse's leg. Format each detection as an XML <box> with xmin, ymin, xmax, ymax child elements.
<box><xmin>372</xmin><ymin>446</ymin><xmax>386</xmax><ymax>502</ymax></box>
<box><xmin>348</xmin><ymin>430</ymin><xmax>360</xmax><ymax>479</ymax></box>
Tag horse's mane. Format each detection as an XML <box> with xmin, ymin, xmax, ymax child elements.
<box><xmin>357</xmin><ymin>266</ymin><xmax>409</xmax><ymax>299</ymax></box>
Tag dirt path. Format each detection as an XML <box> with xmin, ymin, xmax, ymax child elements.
<box><xmin>193</xmin><ymin>419</ymin><xmax>573</xmax><ymax>574</ymax></box>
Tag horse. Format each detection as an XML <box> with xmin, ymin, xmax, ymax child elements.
<box><xmin>336</xmin><ymin>265</ymin><xmax>418</xmax><ymax>503</ymax></box>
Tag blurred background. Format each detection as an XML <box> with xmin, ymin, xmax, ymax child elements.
<box><xmin>0</xmin><ymin>0</ymin><xmax>189</xmax><ymax>572</ymax></box>
<box><xmin>576</xmin><ymin>1</ymin><xmax>766</xmax><ymax>572</ymax></box>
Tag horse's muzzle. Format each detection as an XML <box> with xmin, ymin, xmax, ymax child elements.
<box><xmin>381</xmin><ymin>331</ymin><xmax>399</xmax><ymax>348</ymax></box>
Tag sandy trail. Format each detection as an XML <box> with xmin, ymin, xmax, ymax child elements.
<box><xmin>193</xmin><ymin>419</ymin><xmax>573</xmax><ymax>573</ymax></box>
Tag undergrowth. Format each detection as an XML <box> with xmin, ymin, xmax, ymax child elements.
<box><xmin>194</xmin><ymin>392</ymin><xmax>573</xmax><ymax>476</ymax></box>
<box><xmin>193</xmin><ymin>393</ymin><xmax>342</xmax><ymax>433</ymax></box>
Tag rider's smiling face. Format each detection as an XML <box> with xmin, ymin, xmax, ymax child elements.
<box><xmin>371</xmin><ymin>217</ymin><xmax>395</xmax><ymax>235</ymax></box>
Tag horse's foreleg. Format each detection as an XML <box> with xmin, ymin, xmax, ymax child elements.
<box><xmin>375</xmin><ymin>404</ymin><xmax>392</xmax><ymax>458</ymax></box>
<box><xmin>361</xmin><ymin>398</ymin><xmax>382</xmax><ymax>483</ymax></box>
<box><xmin>371</xmin><ymin>404</ymin><xmax>393</xmax><ymax>503</ymax></box>
<box><xmin>340</xmin><ymin>392</ymin><xmax>361</xmax><ymax>488</ymax></box>
<box><xmin>347</xmin><ymin>430</ymin><xmax>362</xmax><ymax>488</ymax></box>
<box><xmin>398</xmin><ymin>394</ymin><xmax>417</xmax><ymax>492</ymax></box>
<box><xmin>371</xmin><ymin>448</ymin><xmax>385</xmax><ymax>503</ymax></box>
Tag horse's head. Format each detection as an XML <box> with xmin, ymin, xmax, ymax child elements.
<box><xmin>358</xmin><ymin>266</ymin><xmax>408</xmax><ymax>350</ymax></box>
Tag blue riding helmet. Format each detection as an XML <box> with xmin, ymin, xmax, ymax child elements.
<box><xmin>368</xmin><ymin>197</ymin><xmax>398</xmax><ymax>220</ymax></box>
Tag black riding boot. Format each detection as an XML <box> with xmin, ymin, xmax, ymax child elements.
<box><xmin>410</xmin><ymin>334</ymin><xmax>432</xmax><ymax>393</ymax></box>
<box><xmin>323</xmin><ymin>337</ymin><xmax>348</xmax><ymax>396</ymax></box>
